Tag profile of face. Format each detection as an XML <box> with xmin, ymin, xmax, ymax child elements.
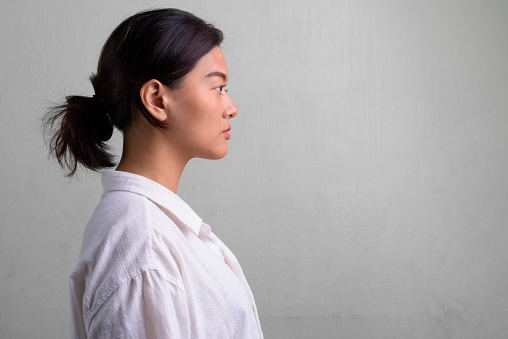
<box><xmin>162</xmin><ymin>47</ymin><xmax>238</xmax><ymax>161</ymax></box>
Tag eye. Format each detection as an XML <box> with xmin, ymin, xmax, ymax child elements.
<box><xmin>215</xmin><ymin>85</ymin><xmax>228</xmax><ymax>95</ymax></box>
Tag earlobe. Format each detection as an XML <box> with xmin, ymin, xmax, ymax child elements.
<box><xmin>140</xmin><ymin>79</ymin><xmax>169</xmax><ymax>122</ymax></box>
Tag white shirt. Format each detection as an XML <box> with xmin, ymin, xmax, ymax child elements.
<box><xmin>69</xmin><ymin>171</ymin><xmax>263</xmax><ymax>338</ymax></box>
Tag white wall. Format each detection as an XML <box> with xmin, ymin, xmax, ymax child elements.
<box><xmin>1</xmin><ymin>1</ymin><xmax>507</xmax><ymax>338</ymax></box>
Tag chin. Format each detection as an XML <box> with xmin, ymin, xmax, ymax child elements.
<box><xmin>201</xmin><ymin>145</ymin><xmax>228</xmax><ymax>160</ymax></box>
<box><xmin>210</xmin><ymin>150</ymin><xmax>228</xmax><ymax>160</ymax></box>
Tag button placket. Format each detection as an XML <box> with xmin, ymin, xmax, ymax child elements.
<box><xmin>200</xmin><ymin>223</ymin><xmax>226</xmax><ymax>262</ymax></box>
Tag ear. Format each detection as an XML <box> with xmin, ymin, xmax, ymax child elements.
<box><xmin>140</xmin><ymin>79</ymin><xmax>170</xmax><ymax>122</ymax></box>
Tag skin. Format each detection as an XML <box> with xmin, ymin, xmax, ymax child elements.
<box><xmin>116</xmin><ymin>47</ymin><xmax>238</xmax><ymax>193</ymax></box>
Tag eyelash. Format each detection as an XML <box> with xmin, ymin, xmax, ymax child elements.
<box><xmin>215</xmin><ymin>86</ymin><xmax>228</xmax><ymax>95</ymax></box>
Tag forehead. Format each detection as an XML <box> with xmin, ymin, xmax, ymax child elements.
<box><xmin>190</xmin><ymin>46</ymin><xmax>228</xmax><ymax>81</ymax></box>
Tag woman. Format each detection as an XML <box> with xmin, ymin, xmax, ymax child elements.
<box><xmin>45</xmin><ymin>9</ymin><xmax>263</xmax><ymax>338</ymax></box>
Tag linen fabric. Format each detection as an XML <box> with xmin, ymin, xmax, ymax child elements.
<box><xmin>69</xmin><ymin>170</ymin><xmax>263</xmax><ymax>338</ymax></box>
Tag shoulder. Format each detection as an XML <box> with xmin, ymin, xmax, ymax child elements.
<box><xmin>74</xmin><ymin>187</ymin><xmax>191</xmax><ymax>282</ymax></box>
<box><xmin>80</xmin><ymin>190</ymin><xmax>150</xmax><ymax>259</ymax></box>
<box><xmin>73</xmin><ymin>190</ymin><xmax>155</xmax><ymax>289</ymax></box>
<box><xmin>78</xmin><ymin>189</ymin><xmax>180</xmax><ymax>275</ymax></box>
<box><xmin>90</xmin><ymin>189</ymin><xmax>150</xmax><ymax>228</ymax></box>
<box><xmin>72</xmin><ymin>190</ymin><xmax>187</xmax><ymax>323</ymax></box>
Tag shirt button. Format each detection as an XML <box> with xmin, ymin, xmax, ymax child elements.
<box><xmin>200</xmin><ymin>223</ymin><xmax>211</xmax><ymax>236</ymax></box>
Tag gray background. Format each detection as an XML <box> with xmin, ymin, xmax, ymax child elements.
<box><xmin>1</xmin><ymin>0</ymin><xmax>507</xmax><ymax>338</ymax></box>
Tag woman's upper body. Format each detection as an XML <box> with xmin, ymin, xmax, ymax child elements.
<box><xmin>70</xmin><ymin>170</ymin><xmax>263</xmax><ymax>338</ymax></box>
<box><xmin>44</xmin><ymin>8</ymin><xmax>261</xmax><ymax>338</ymax></box>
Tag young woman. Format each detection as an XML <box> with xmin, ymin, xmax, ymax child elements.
<box><xmin>45</xmin><ymin>9</ymin><xmax>263</xmax><ymax>338</ymax></box>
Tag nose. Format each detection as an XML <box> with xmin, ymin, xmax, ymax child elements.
<box><xmin>224</xmin><ymin>93</ymin><xmax>238</xmax><ymax>119</ymax></box>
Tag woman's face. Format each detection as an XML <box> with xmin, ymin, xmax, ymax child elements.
<box><xmin>167</xmin><ymin>47</ymin><xmax>238</xmax><ymax>161</ymax></box>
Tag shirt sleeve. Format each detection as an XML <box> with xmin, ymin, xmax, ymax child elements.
<box><xmin>87</xmin><ymin>270</ymin><xmax>190</xmax><ymax>339</ymax></box>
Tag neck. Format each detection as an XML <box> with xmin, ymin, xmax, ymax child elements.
<box><xmin>116</xmin><ymin>123</ymin><xmax>189</xmax><ymax>193</ymax></box>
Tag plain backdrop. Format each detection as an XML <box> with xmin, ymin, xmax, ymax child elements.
<box><xmin>1</xmin><ymin>1</ymin><xmax>508</xmax><ymax>338</ymax></box>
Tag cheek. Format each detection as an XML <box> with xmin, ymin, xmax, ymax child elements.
<box><xmin>175</xmin><ymin>88</ymin><xmax>223</xmax><ymax>138</ymax></box>
<box><xmin>193</xmin><ymin>101</ymin><xmax>222</xmax><ymax>130</ymax></box>
<box><xmin>184</xmin><ymin>104</ymin><xmax>221</xmax><ymax>142</ymax></box>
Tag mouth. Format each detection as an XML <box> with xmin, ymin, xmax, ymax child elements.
<box><xmin>222</xmin><ymin>126</ymin><xmax>231</xmax><ymax>139</ymax></box>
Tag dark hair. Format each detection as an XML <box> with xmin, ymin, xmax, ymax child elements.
<box><xmin>43</xmin><ymin>8</ymin><xmax>223</xmax><ymax>176</ymax></box>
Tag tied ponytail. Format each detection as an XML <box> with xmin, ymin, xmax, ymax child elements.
<box><xmin>43</xmin><ymin>95</ymin><xmax>115</xmax><ymax>176</ymax></box>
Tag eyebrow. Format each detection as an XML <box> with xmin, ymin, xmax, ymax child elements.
<box><xmin>206</xmin><ymin>71</ymin><xmax>228</xmax><ymax>82</ymax></box>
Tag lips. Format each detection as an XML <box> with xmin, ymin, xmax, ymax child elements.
<box><xmin>222</xmin><ymin>126</ymin><xmax>231</xmax><ymax>139</ymax></box>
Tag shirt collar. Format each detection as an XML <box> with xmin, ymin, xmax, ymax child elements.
<box><xmin>101</xmin><ymin>170</ymin><xmax>203</xmax><ymax>236</ymax></box>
